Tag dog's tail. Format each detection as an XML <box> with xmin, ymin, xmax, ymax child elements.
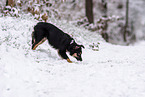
<box><xmin>32</xmin><ymin>31</ymin><xmax>35</xmax><ymax>45</ymax></box>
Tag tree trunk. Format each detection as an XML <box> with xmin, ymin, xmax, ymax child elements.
<box><xmin>124</xmin><ymin>0</ymin><xmax>129</xmax><ymax>42</ymax></box>
<box><xmin>6</xmin><ymin>0</ymin><xmax>15</xmax><ymax>7</ymax></box>
<box><xmin>85</xmin><ymin>0</ymin><xmax>94</xmax><ymax>23</ymax></box>
<box><xmin>101</xmin><ymin>0</ymin><xmax>109</xmax><ymax>42</ymax></box>
<box><xmin>101</xmin><ymin>0</ymin><xmax>107</xmax><ymax>17</ymax></box>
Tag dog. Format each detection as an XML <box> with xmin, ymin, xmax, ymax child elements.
<box><xmin>32</xmin><ymin>22</ymin><xmax>84</xmax><ymax>63</ymax></box>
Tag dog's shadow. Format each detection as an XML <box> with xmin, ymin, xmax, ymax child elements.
<box><xmin>37</xmin><ymin>49</ymin><xmax>49</xmax><ymax>54</ymax></box>
<box><xmin>37</xmin><ymin>49</ymin><xmax>58</xmax><ymax>60</ymax></box>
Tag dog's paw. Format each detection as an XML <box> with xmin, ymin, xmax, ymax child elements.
<box><xmin>67</xmin><ymin>59</ymin><xmax>72</xmax><ymax>63</ymax></box>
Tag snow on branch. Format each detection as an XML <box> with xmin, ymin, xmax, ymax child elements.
<box><xmin>76</xmin><ymin>15</ymin><xmax>122</xmax><ymax>33</ymax></box>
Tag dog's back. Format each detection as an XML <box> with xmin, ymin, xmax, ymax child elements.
<box><xmin>33</xmin><ymin>22</ymin><xmax>73</xmax><ymax>50</ymax></box>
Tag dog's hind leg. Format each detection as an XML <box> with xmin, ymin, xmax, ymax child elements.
<box><xmin>32</xmin><ymin>37</ymin><xmax>47</xmax><ymax>50</ymax></box>
<box><xmin>58</xmin><ymin>50</ymin><xmax>72</xmax><ymax>63</ymax></box>
<box><xmin>32</xmin><ymin>31</ymin><xmax>47</xmax><ymax>50</ymax></box>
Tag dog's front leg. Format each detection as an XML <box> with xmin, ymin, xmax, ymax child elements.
<box><xmin>58</xmin><ymin>50</ymin><xmax>72</xmax><ymax>63</ymax></box>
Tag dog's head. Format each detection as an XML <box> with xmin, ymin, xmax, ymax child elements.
<box><xmin>68</xmin><ymin>40</ymin><xmax>85</xmax><ymax>61</ymax></box>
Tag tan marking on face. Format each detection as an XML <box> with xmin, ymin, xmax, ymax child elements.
<box><xmin>72</xmin><ymin>53</ymin><xmax>78</xmax><ymax>57</ymax></box>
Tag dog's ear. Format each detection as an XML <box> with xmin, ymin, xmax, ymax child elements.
<box><xmin>80</xmin><ymin>45</ymin><xmax>85</xmax><ymax>49</ymax></box>
<box><xmin>75</xmin><ymin>46</ymin><xmax>80</xmax><ymax>49</ymax></box>
<box><xmin>74</xmin><ymin>45</ymin><xmax>85</xmax><ymax>49</ymax></box>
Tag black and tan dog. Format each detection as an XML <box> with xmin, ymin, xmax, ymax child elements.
<box><xmin>32</xmin><ymin>22</ymin><xmax>84</xmax><ymax>63</ymax></box>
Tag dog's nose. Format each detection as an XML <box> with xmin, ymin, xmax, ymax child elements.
<box><xmin>78</xmin><ymin>58</ymin><xmax>82</xmax><ymax>61</ymax></box>
<box><xmin>75</xmin><ymin>56</ymin><xmax>82</xmax><ymax>61</ymax></box>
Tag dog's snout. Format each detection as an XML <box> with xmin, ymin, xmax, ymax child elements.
<box><xmin>79</xmin><ymin>58</ymin><xmax>82</xmax><ymax>61</ymax></box>
<box><xmin>76</xmin><ymin>57</ymin><xmax>82</xmax><ymax>61</ymax></box>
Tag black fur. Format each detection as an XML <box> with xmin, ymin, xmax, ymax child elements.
<box><xmin>32</xmin><ymin>22</ymin><xmax>84</xmax><ymax>62</ymax></box>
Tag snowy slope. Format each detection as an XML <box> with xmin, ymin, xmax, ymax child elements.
<box><xmin>0</xmin><ymin>15</ymin><xmax>145</xmax><ymax>97</ymax></box>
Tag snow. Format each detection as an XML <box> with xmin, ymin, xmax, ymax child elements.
<box><xmin>0</xmin><ymin>15</ymin><xmax>145</xmax><ymax>97</ymax></box>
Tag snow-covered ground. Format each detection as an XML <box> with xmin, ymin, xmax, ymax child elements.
<box><xmin>0</xmin><ymin>15</ymin><xmax>145</xmax><ymax>97</ymax></box>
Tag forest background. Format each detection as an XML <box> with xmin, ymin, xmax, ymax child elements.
<box><xmin>0</xmin><ymin>0</ymin><xmax>145</xmax><ymax>45</ymax></box>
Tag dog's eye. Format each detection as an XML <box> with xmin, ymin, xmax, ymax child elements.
<box><xmin>74</xmin><ymin>46</ymin><xmax>80</xmax><ymax>49</ymax></box>
<box><xmin>78</xmin><ymin>53</ymin><xmax>81</xmax><ymax>56</ymax></box>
